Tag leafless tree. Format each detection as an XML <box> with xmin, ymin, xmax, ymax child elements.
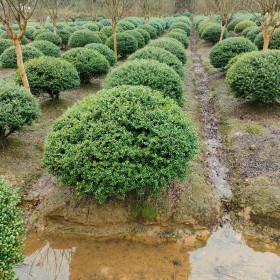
<box><xmin>0</xmin><ymin>0</ymin><xmax>38</xmax><ymax>91</ymax></box>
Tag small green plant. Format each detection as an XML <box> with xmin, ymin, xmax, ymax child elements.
<box><xmin>31</xmin><ymin>40</ymin><xmax>61</xmax><ymax>57</ymax></box>
<box><xmin>170</xmin><ymin>22</ymin><xmax>191</xmax><ymax>36</ymax></box>
<box><xmin>68</xmin><ymin>29</ymin><xmax>102</xmax><ymax>48</ymax></box>
<box><xmin>165</xmin><ymin>31</ymin><xmax>189</xmax><ymax>48</ymax></box>
<box><xmin>15</xmin><ymin>57</ymin><xmax>80</xmax><ymax>99</ymax></box>
<box><xmin>234</xmin><ymin>20</ymin><xmax>256</xmax><ymax>34</ymax></box>
<box><xmin>85</xmin><ymin>43</ymin><xmax>116</xmax><ymax>66</ymax></box>
<box><xmin>201</xmin><ymin>23</ymin><xmax>228</xmax><ymax>44</ymax></box>
<box><xmin>138</xmin><ymin>24</ymin><xmax>157</xmax><ymax>39</ymax></box>
<box><xmin>135</xmin><ymin>27</ymin><xmax>151</xmax><ymax>44</ymax></box>
<box><xmin>125</xmin><ymin>30</ymin><xmax>145</xmax><ymax>48</ymax></box>
<box><xmin>34</xmin><ymin>32</ymin><xmax>62</xmax><ymax>46</ymax></box>
<box><xmin>246</xmin><ymin>124</ymin><xmax>263</xmax><ymax>135</ymax></box>
<box><xmin>0</xmin><ymin>177</ymin><xmax>25</xmax><ymax>279</ymax></box>
<box><xmin>57</xmin><ymin>29</ymin><xmax>71</xmax><ymax>47</ymax></box>
<box><xmin>0</xmin><ymin>39</ymin><xmax>13</xmax><ymax>55</ymax></box>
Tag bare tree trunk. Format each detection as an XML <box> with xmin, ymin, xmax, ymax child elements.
<box><xmin>112</xmin><ymin>19</ymin><xmax>117</xmax><ymax>58</ymax></box>
<box><xmin>52</xmin><ymin>19</ymin><xmax>57</xmax><ymax>34</ymax></box>
<box><xmin>219</xmin><ymin>18</ymin><xmax>228</xmax><ymax>42</ymax></box>
<box><xmin>263</xmin><ymin>25</ymin><xmax>270</xmax><ymax>51</ymax></box>
<box><xmin>14</xmin><ymin>38</ymin><xmax>30</xmax><ymax>92</ymax></box>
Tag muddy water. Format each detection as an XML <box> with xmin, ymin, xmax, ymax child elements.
<box><xmin>15</xmin><ymin>227</ymin><xmax>280</xmax><ymax>280</ymax></box>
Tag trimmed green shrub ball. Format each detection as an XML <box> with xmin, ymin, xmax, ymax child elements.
<box><xmin>100</xmin><ymin>26</ymin><xmax>113</xmax><ymax>37</ymax></box>
<box><xmin>138</xmin><ymin>24</ymin><xmax>157</xmax><ymax>39</ymax></box>
<box><xmin>226</xmin><ymin>50</ymin><xmax>280</xmax><ymax>103</ymax></box>
<box><xmin>149</xmin><ymin>20</ymin><xmax>163</xmax><ymax>35</ymax></box>
<box><xmin>0</xmin><ymin>80</ymin><xmax>40</xmax><ymax>137</ymax></box>
<box><xmin>117</xmin><ymin>20</ymin><xmax>135</xmax><ymax>32</ymax></box>
<box><xmin>62</xmin><ymin>48</ymin><xmax>109</xmax><ymax>82</ymax></box>
<box><xmin>32</xmin><ymin>28</ymin><xmax>51</xmax><ymax>39</ymax></box>
<box><xmin>126</xmin><ymin>30</ymin><xmax>145</xmax><ymax>48</ymax></box>
<box><xmin>135</xmin><ymin>27</ymin><xmax>150</xmax><ymax>44</ymax></box>
<box><xmin>0</xmin><ymin>39</ymin><xmax>13</xmax><ymax>55</ymax></box>
<box><xmin>44</xmin><ymin>85</ymin><xmax>198</xmax><ymax>203</ymax></box>
<box><xmin>198</xmin><ymin>20</ymin><xmax>217</xmax><ymax>37</ymax></box>
<box><xmin>24</xmin><ymin>27</ymin><xmax>36</xmax><ymax>40</ymax></box>
<box><xmin>201</xmin><ymin>23</ymin><xmax>228</xmax><ymax>44</ymax></box>
<box><xmin>234</xmin><ymin>20</ymin><xmax>256</xmax><ymax>34</ymax></box>
<box><xmin>106</xmin><ymin>32</ymin><xmax>138</xmax><ymax>56</ymax></box>
<box><xmin>84</xmin><ymin>23</ymin><xmax>99</xmax><ymax>31</ymax></box>
<box><xmin>103</xmin><ymin>59</ymin><xmax>184</xmax><ymax>106</ymax></box>
<box><xmin>169</xmin><ymin>28</ymin><xmax>188</xmax><ymax>37</ymax></box>
<box><xmin>31</xmin><ymin>40</ymin><xmax>61</xmax><ymax>57</ymax></box>
<box><xmin>0</xmin><ymin>177</ymin><xmax>25</xmax><ymax>279</ymax></box>
<box><xmin>210</xmin><ymin>37</ymin><xmax>258</xmax><ymax>68</ymax></box>
<box><xmin>241</xmin><ymin>26</ymin><xmax>256</xmax><ymax>37</ymax></box>
<box><xmin>57</xmin><ymin>29</ymin><xmax>71</xmax><ymax>46</ymax></box>
<box><xmin>170</xmin><ymin>22</ymin><xmax>191</xmax><ymax>36</ymax></box>
<box><xmin>269</xmin><ymin>28</ymin><xmax>280</xmax><ymax>50</ymax></box>
<box><xmin>68</xmin><ymin>29</ymin><xmax>102</xmax><ymax>48</ymax></box>
<box><xmin>128</xmin><ymin>46</ymin><xmax>184</xmax><ymax>77</ymax></box>
<box><xmin>246</xmin><ymin>26</ymin><xmax>262</xmax><ymax>42</ymax></box>
<box><xmin>165</xmin><ymin>31</ymin><xmax>188</xmax><ymax>48</ymax></box>
<box><xmin>149</xmin><ymin>37</ymin><xmax>187</xmax><ymax>64</ymax></box>
<box><xmin>85</xmin><ymin>43</ymin><xmax>116</xmax><ymax>66</ymax></box>
<box><xmin>14</xmin><ymin>57</ymin><xmax>80</xmax><ymax>98</ymax></box>
<box><xmin>0</xmin><ymin>32</ymin><xmax>28</xmax><ymax>45</ymax></box>
<box><xmin>35</xmin><ymin>32</ymin><xmax>62</xmax><ymax>46</ymax></box>
<box><xmin>0</xmin><ymin>45</ymin><xmax>43</xmax><ymax>68</ymax></box>
<box><xmin>227</xmin><ymin>18</ymin><xmax>244</xmax><ymax>31</ymax></box>
<box><xmin>97</xmin><ymin>31</ymin><xmax>108</xmax><ymax>43</ymax></box>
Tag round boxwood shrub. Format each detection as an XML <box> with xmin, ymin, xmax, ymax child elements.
<box><xmin>241</xmin><ymin>26</ymin><xmax>256</xmax><ymax>37</ymax></box>
<box><xmin>32</xmin><ymin>28</ymin><xmax>51</xmax><ymax>39</ymax></box>
<box><xmin>57</xmin><ymin>29</ymin><xmax>71</xmax><ymax>46</ymax></box>
<box><xmin>100</xmin><ymin>26</ymin><xmax>113</xmax><ymax>37</ymax></box>
<box><xmin>128</xmin><ymin>46</ymin><xmax>184</xmax><ymax>77</ymax></box>
<box><xmin>103</xmin><ymin>59</ymin><xmax>184</xmax><ymax>106</ymax></box>
<box><xmin>138</xmin><ymin>24</ymin><xmax>157</xmax><ymax>39</ymax></box>
<box><xmin>126</xmin><ymin>30</ymin><xmax>145</xmax><ymax>48</ymax></box>
<box><xmin>14</xmin><ymin>57</ymin><xmax>80</xmax><ymax>98</ymax></box>
<box><xmin>149</xmin><ymin>37</ymin><xmax>187</xmax><ymax>64</ymax></box>
<box><xmin>31</xmin><ymin>40</ymin><xmax>61</xmax><ymax>57</ymax></box>
<box><xmin>62</xmin><ymin>48</ymin><xmax>109</xmax><ymax>82</ymax></box>
<box><xmin>198</xmin><ymin>20</ymin><xmax>216</xmax><ymax>37</ymax></box>
<box><xmin>227</xmin><ymin>18</ymin><xmax>244</xmax><ymax>31</ymax></box>
<box><xmin>34</xmin><ymin>32</ymin><xmax>62</xmax><ymax>46</ymax></box>
<box><xmin>170</xmin><ymin>22</ymin><xmax>191</xmax><ymax>36</ymax></box>
<box><xmin>246</xmin><ymin>26</ymin><xmax>262</xmax><ymax>42</ymax></box>
<box><xmin>269</xmin><ymin>28</ymin><xmax>280</xmax><ymax>50</ymax></box>
<box><xmin>149</xmin><ymin>20</ymin><xmax>163</xmax><ymax>35</ymax></box>
<box><xmin>85</xmin><ymin>43</ymin><xmax>116</xmax><ymax>66</ymax></box>
<box><xmin>84</xmin><ymin>23</ymin><xmax>99</xmax><ymax>31</ymax></box>
<box><xmin>97</xmin><ymin>31</ymin><xmax>108</xmax><ymax>43</ymax></box>
<box><xmin>169</xmin><ymin>28</ymin><xmax>188</xmax><ymax>37</ymax></box>
<box><xmin>0</xmin><ymin>80</ymin><xmax>40</xmax><ymax>137</ymax></box>
<box><xmin>44</xmin><ymin>85</ymin><xmax>198</xmax><ymax>203</ymax></box>
<box><xmin>165</xmin><ymin>31</ymin><xmax>188</xmax><ymax>48</ymax></box>
<box><xmin>24</xmin><ymin>27</ymin><xmax>36</xmax><ymax>40</ymax></box>
<box><xmin>0</xmin><ymin>45</ymin><xmax>43</xmax><ymax>68</ymax></box>
<box><xmin>135</xmin><ymin>27</ymin><xmax>151</xmax><ymax>44</ymax></box>
<box><xmin>254</xmin><ymin>32</ymin><xmax>266</xmax><ymax>50</ymax></box>
<box><xmin>226</xmin><ymin>50</ymin><xmax>280</xmax><ymax>103</ymax></box>
<box><xmin>106</xmin><ymin>32</ymin><xmax>138</xmax><ymax>56</ymax></box>
<box><xmin>201</xmin><ymin>23</ymin><xmax>228</xmax><ymax>44</ymax></box>
<box><xmin>210</xmin><ymin>37</ymin><xmax>258</xmax><ymax>68</ymax></box>
<box><xmin>234</xmin><ymin>20</ymin><xmax>256</xmax><ymax>34</ymax></box>
<box><xmin>0</xmin><ymin>39</ymin><xmax>13</xmax><ymax>55</ymax></box>
<box><xmin>117</xmin><ymin>20</ymin><xmax>135</xmax><ymax>32</ymax></box>
<box><xmin>0</xmin><ymin>177</ymin><xmax>25</xmax><ymax>279</ymax></box>
<box><xmin>68</xmin><ymin>29</ymin><xmax>102</xmax><ymax>48</ymax></box>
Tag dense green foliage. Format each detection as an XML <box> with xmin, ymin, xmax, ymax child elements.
<box><xmin>226</xmin><ymin>50</ymin><xmax>280</xmax><ymax>103</ymax></box>
<box><xmin>117</xmin><ymin>20</ymin><xmax>135</xmax><ymax>32</ymax></box>
<box><xmin>62</xmin><ymin>48</ymin><xmax>109</xmax><ymax>82</ymax></box>
<box><xmin>68</xmin><ymin>29</ymin><xmax>102</xmax><ymax>48</ymax></box>
<box><xmin>269</xmin><ymin>28</ymin><xmax>280</xmax><ymax>50</ymax></box>
<box><xmin>103</xmin><ymin>59</ymin><xmax>184</xmax><ymax>106</ymax></box>
<box><xmin>126</xmin><ymin>30</ymin><xmax>145</xmax><ymax>48</ymax></box>
<box><xmin>227</xmin><ymin>18</ymin><xmax>244</xmax><ymax>31</ymax></box>
<box><xmin>15</xmin><ymin>57</ymin><xmax>80</xmax><ymax>98</ymax></box>
<box><xmin>32</xmin><ymin>28</ymin><xmax>51</xmax><ymax>39</ymax></box>
<box><xmin>57</xmin><ymin>29</ymin><xmax>71</xmax><ymax>46</ymax></box>
<box><xmin>165</xmin><ymin>31</ymin><xmax>188</xmax><ymax>48</ymax></box>
<box><xmin>0</xmin><ymin>39</ymin><xmax>13</xmax><ymax>55</ymax></box>
<box><xmin>106</xmin><ymin>32</ymin><xmax>138</xmax><ymax>56</ymax></box>
<box><xmin>128</xmin><ymin>46</ymin><xmax>184</xmax><ymax>77</ymax></box>
<box><xmin>0</xmin><ymin>176</ymin><xmax>25</xmax><ymax>279</ymax></box>
<box><xmin>149</xmin><ymin>37</ymin><xmax>187</xmax><ymax>64</ymax></box>
<box><xmin>234</xmin><ymin>20</ymin><xmax>256</xmax><ymax>34</ymax></box>
<box><xmin>44</xmin><ymin>86</ymin><xmax>198</xmax><ymax>203</ymax></box>
<box><xmin>135</xmin><ymin>27</ymin><xmax>150</xmax><ymax>44</ymax></box>
<box><xmin>35</xmin><ymin>32</ymin><xmax>62</xmax><ymax>46</ymax></box>
<box><xmin>170</xmin><ymin>22</ymin><xmax>191</xmax><ymax>36</ymax></box>
<box><xmin>31</xmin><ymin>40</ymin><xmax>61</xmax><ymax>57</ymax></box>
<box><xmin>85</xmin><ymin>43</ymin><xmax>116</xmax><ymax>66</ymax></box>
<box><xmin>246</xmin><ymin>26</ymin><xmax>262</xmax><ymax>42</ymax></box>
<box><xmin>0</xmin><ymin>32</ymin><xmax>28</xmax><ymax>45</ymax></box>
<box><xmin>201</xmin><ymin>24</ymin><xmax>228</xmax><ymax>44</ymax></box>
<box><xmin>0</xmin><ymin>45</ymin><xmax>43</xmax><ymax>68</ymax></box>
<box><xmin>0</xmin><ymin>80</ymin><xmax>40</xmax><ymax>137</ymax></box>
<box><xmin>138</xmin><ymin>24</ymin><xmax>157</xmax><ymax>39</ymax></box>
<box><xmin>210</xmin><ymin>37</ymin><xmax>257</xmax><ymax>68</ymax></box>
<box><xmin>100</xmin><ymin>26</ymin><xmax>113</xmax><ymax>37</ymax></box>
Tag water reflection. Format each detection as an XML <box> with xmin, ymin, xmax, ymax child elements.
<box><xmin>15</xmin><ymin>226</ymin><xmax>280</xmax><ymax>280</ymax></box>
<box><xmin>189</xmin><ymin>224</ymin><xmax>280</xmax><ymax>280</ymax></box>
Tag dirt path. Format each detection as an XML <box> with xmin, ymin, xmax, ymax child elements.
<box><xmin>190</xmin><ymin>31</ymin><xmax>232</xmax><ymax>202</ymax></box>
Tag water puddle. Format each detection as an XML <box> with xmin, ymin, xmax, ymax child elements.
<box><xmin>15</xmin><ymin>226</ymin><xmax>280</xmax><ymax>280</ymax></box>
